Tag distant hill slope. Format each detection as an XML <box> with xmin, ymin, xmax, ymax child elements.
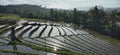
<box><xmin>0</xmin><ymin>4</ymin><xmax>50</xmax><ymax>18</ymax></box>
<box><xmin>0</xmin><ymin>4</ymin><xmax>71</xmax><ymax>18</ymax></box>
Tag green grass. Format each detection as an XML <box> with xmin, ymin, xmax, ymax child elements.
<box><xmin>0</xmin><ymin>50</ymin><xmax>39</xmax><ymax>55</ymax></box>
<box><xmin>84</xmin><ymin>29</ymin><xmax>120</xmax><ymax>46</ymax></box>
<box><xmin>0</xmin><ymin>13</ymin><xmax>47</xmax><ymax>22</ymax></box>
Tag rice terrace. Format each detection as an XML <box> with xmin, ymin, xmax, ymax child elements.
<box><xmin>0</xmin><ymin>0</ymin><xmax>120</xmax><ymax>55</ymax></box>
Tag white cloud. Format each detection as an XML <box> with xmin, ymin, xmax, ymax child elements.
<box><xmin>0</xmin><ymin>0</ymin><xmax>119</xmax><ymax>9</ymax></box>
<box><xmin>0</xmin><ymin>0</ymin><xmax>43</xmax><ymax>5</ymax></box>
<box><xmin>44</xmin><ymin>0</ymin><xmax>120</xmax><ymax>9</ymax></box>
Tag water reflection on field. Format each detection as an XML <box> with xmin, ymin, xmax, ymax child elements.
<box><xmin>0</xmin><ymin>45</ymin><xmax>57</xmax><ymax>55</ymax></box>
<box><xmin>0</xmin><ymin>23</ymin><xmax>120</xmax><ymax>55</ymax></box>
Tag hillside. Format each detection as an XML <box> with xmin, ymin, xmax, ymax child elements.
<box><xmin>0</xmin><ymin>4</ymin><xmax>71</xmax><ymax>19</ymax></box>
<box><xmin>0</xmin><ymin>4</ymin><xmax>120</xmax><ymax>40</ymax></box>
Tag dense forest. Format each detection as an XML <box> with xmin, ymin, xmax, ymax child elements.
<box><xmin>0</xmin><ymin>4</ymin><xmax>120</xmax><ymax>39</ymax></box>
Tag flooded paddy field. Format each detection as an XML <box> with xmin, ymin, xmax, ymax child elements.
<box><xmin>0</xmin><ymin>22</ymin><xmax>120</xmax><ymax>55</ymax></box>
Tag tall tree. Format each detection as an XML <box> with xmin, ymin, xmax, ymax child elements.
<box><xmin>73</xmin><ymin>8</ymin><xmax>79</xmax><ymax>25</ymax></box>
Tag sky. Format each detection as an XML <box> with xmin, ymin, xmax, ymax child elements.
<box><xmin>0</xmin><ymin>0</ymin><xmax>120</xmax><ymax>10</ymax></box>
